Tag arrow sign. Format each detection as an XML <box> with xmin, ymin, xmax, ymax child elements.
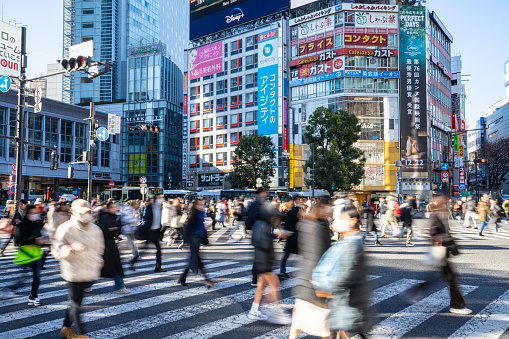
<box><xmin>96</xmin><ymin>127</ymin><xmax>109</xmax><ymax>141</ymax></box>
<box><xmin>441</xmin><ymin>163</ymin><xmax>449</xmax><ymax>171</ymax></box>
<box><xmin>0</xmin><ymin>75</ymin><xmax>11</xmax><ymax>93</ymax></box>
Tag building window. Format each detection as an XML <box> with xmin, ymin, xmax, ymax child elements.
<box><xmin>61</xmin><ymin>120</ymin><xmax>73</xmax><ymax>163</ymax></box>
<box><xmin>246</xmin><ymin>92</ymin><xmax>257</xmax><ymax>107</ymax></box>
<box><xmin>216</xmin><ymin>116</ymin><xmax>227</xmax><ymax>130</ymax></box>
<box><xmin>231</xmin><ymin>39</ymin><xmax>243</xmax><ymax>55</ymax></box>
<box><xmin>82</xmin><ymin>22</ymin><xmax>94</xmax><ymax>29</ymax></box>
<box><xmin>203</xmin><ymin>135</ymin><xmax>213</xmax><ymax>148</ymax></box>
<box><xmin>216</xmin><ymin>134</ymin><xmax>225</xmax><ymax>147</ymax></box>
<box><xmin>27</xmin><ymin>113</ymin><xmax>42</xmax><ymax>161</ymax></box>
<box><xmin>230</xmin><ymin>151</ymin><xmax>238</xmax><ymax>163</ymax></box>
<box><xmin>231</xmin><ymin>76</ymin><xmax>242</xmax><ymax>92</ymax></box>
<box><xmin>246</xmin><ymin>54</ymin><xmax>258</xmax><ymax>70</ymax></box>
<box><xmin>203</xmin><ymin>101</ymin><xmax>213</xmax><ymax>114</ymax></box>
<box><xmin>75</xmin><ymin>123</ymin><xmax>87</xmax><ymax>163</ymax></box>
<box><xmin>246</xmin><ymin>73</ymin><xmax>258</xmax><ymax>88</ymax></box>
<box><xmin>231</xmin><ymin>58</ymin><xmax>242</xmax><ymax>73</ymax></box>
<box><xmin>101</xmin><ymin>141</ymin><xmax>110</xmax><ymax>167</ymax></box>
<box><xmin>82</xmin><ymin>8</ymin><xmax>94</xmax><ymax>14</ymax></box>
<box><xmin>230</xmin><ymin>95</ymin><xmax>242</xmax><ymax>110</ymax></box>
<box><xmin>190</xmin><ymin>120</ymin><xmax>200</xmax><ymax>133</ymax></box>
<box><xmin>217</xmin><ymin>79</ymin><xmax>227</xmax><ymax>95</ymax></box>
<box><xmin>80</xmin><ymin>77</ymin><xmax>93</xmax><ymax>83</ymax></box>
<box><xmin>203</xmin><ymin>118</ymin><xmax>213</xmax><ymax>131</ymax></box>
<box><xmin>190</xmin><ymin>103</ymin><xmax>200</xmax><ymax>116</ymax></box>
<box><xmin>230</xmin><ymin>132</ymin><xmax>242</xmax><ymax>145</ymax></box>
<box><xmin>190</xmin><ymin>137</ymin><xmax>199</xmax><ymax>150</ymax></box>
<box><xmin>189</xmin><ymin>154</ymin><xmax>198</xmax><ymax>168</ymax></box>
<box><xmin>246</xmin><ymin>111</ymin><xmax>257</xmax><ymax>126</ymax></box>
<box><xmin>202</xmin><ymin>153</ymin><xmax>212</xmax><ymax>167</ymax></box>
<box><xmin>230</xmin><ymin>113</ymin><xmax>239</xmax><ymax>127</ymax></box>
<box><xmin>190</xmin><ymin>86</ymin><xmax>200</xmax><ymax>100</ymax></box>
<box><xmin>216</xmin><ymin>152</ymin><xmax>227</xmax><ymax>165</ymax></box>
<box><xmin>216</xmin><ymin>97</ymin><xmax>228</xmax><ymax>112</ymax></box>
<box><xmin>246</xmin><ymin>35</ymin><xmax>258</xmax><ymax>51</ymax></box>
<box><xmin>203</xmin><ymin>83</ymin><xmax>214</xmax><ymax>97</ymax></box>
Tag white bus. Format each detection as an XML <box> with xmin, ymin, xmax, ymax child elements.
<box><xmin>22</xmin><ymin>188</ymin><xmax>45</xmax><ymax>202</ymax></box>
<box><xmin>102</xmin><ymin>187</ymin><xmax>164</xmax><ymax>203</ymax></box>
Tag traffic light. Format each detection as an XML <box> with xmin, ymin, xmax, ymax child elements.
<box><xmin>60</xmin><ymin>56</ymin><xmax>92</xmax><ymax>72</ymax></box>
<box><xmin>49</xmin><ymin>146</ymin><xmax>59</xmax><ymax>170</ymax></box>
<box><xmin>68</xmin><ymin>166</ymin><xmax>74</xmax><ymax>179</ymax></box>
<box><xmin>76</xmin><ymin>56</ymin><xmax>91</xmax><ymax>70</ymax></box>
<box><xmin>140</xmin><ymin>125</ymin><xmax>160</xmax><ymax>133</ymax></box>
<box><xmin>480</xmin><ymin>159</ymin><xmax>486</xmax><ymax>163</ymax></box>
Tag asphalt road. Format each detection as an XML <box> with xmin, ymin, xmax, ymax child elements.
<box><xmin>0</xmin><ymin>216</ymin><xmax>508</xmax><ymax>339</ymax></box>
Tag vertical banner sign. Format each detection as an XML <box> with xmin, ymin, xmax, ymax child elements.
<box><xmin>258</xmin><ymin>28</ymin><xmax>279</xmax><ymax>135</ymax></box>
<box><xmin>290</xmin><ymin>143</ymin><xmax>294</xmax><ymax>189</ymax></box>
<box><xmin>458</xmin><ymin>144</ymin><xmax>464</xmax><ymax>167</ymax></box>
<box><xmin>399</xmin><ymin>6</ymin><xmax>427</xmax><ymax>178</ymax></box>
<box><xmin>0</xmin><ymin>22</ymin><xmax>22</xmax><ymax>77</ymax></box>
<box><xmin>182</xmin><ymin>93</ymin><xmax>188</xmax><ymax>182</ymax></box>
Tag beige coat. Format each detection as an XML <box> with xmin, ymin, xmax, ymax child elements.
<box><xmin>52</xmin><ymin>217</ymin><xmax>105</xmax><ymax>282</ymax></box>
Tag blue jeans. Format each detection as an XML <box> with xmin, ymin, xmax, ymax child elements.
<box><xmin>10</xmin><ymin>258</ymin><xmax>41</xmax><ymax>299</ymax></box>
<box><xmin>479</xmin><ymin>221</ymin><xmax>488</xmax><ymax>234</ymax></box>
<box><xmin>364</xmin><ymin>230</ymin><xmax>378</xmax><ymax>240</ymax></box>
<box><xmin>113</xmin><ymin>270</ymin><xmax>124</xmax><ymax>290</ymax></box>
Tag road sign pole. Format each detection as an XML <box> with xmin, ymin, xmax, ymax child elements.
<box><xmin>87</xmin><ymin>102</ymin><xmax>95</xmax><ymax>203</ymax></box>
<box><xmin>14</xmin><ymin>27</ymin><xmax>27</xmax><ymax>204</ymax></box>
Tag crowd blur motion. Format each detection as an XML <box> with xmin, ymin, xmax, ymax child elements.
<box><xmin>0</xmin><ymin>188</ymin><xmax>504</xmax><ymax>338</ymax></box>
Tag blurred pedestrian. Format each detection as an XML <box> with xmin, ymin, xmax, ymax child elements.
<box><xmin>490</xmin><ymin>198</ymin><xmax>502</xmax><ymax>232</ymax></box>
<box><xmin>381</xmin><ymin>195</ymin><xmax>398</xmax><ymax>238</ymax></box>
<box><xmin>229</xmin><ymin>197</ymin><xmax>248</xmax><ymax>239</ymax></box>
<box><xmin>463</xmin><ymin>196</ymin><xmax>477</xmax><ymax>229</ymax></box>
<box><xmin>53</xmin><ymin>199</ymin><xmax>105</xmax><ymax>339</ymax></box>
<box><xmin>136</xmin><ymin>195</ymin><xmax>166</xmax><ymax>272</ymax></box>
<box><xmin>477</xmin><ymin>194</ymin><xmax>490</xmax><ymax>236</ymax></box>
<box><xmin>278</xmin><ymin>197</ymin><xmax>300</xmax><ymax>279</ymax></box>
<box><xmin>215</xmin><ymin>199</ymin><xmax>226</xmax><ymax>228</ymax></box>
<box><xmin>120</xmin><ymin>200</ymin><xmax>140</xmax><ymax>263</ymax></box>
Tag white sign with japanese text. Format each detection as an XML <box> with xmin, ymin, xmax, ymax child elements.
<box><xmin>0</xmin><ymin>21</ymin><xmax>21</xmax><ymax>77</ymax></box>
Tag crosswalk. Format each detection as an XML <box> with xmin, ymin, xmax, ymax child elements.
<box><xmin>0</xmin><ymin>226</ymin><xmax>508</xmax><ymax>339</ymax></box>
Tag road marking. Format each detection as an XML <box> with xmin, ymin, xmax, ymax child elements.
<box><xmin>363</xmin><ymin>285</ymin><xmax>478</xmax><ymax>338</ymax></box>
<box><xmin>87</xmin><ymin>267</ymin><xmax>300</xmax><ymax>339</ymax></box>
<box><xmin>208</xmin><ymin>228</ymin><xmax>228</xmax><ymax>243</ymax></box>
<box><xmin>447</xmin><ymin>290</ymin><xmax>509</xmax><ymax>339</ymax></box>
<box><xmin>0</xmin><ymin>262</ymin><xmax>245</xmax><ymax>338</ymax></box>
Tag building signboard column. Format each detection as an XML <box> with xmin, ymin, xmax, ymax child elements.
<box><xmin>257</xmin><ymin>28</ymin><xmax>279</xmax><ymax>136</ymax></box>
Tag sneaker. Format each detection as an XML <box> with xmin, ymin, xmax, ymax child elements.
<box><xmin>278</xmin><ymin>273</ymin><xmax>290</xmax><ymax>279</ymax></box>
<box><xmin>406</xmin><ymin>242</ymin><xmax>415</xmax><ymax>246</ymax></box>
<box><xmin>267</xmin><ymin>308</ymin><xmax>292</xmax><ymax>325</ymax></box>
<box><xmin>479</xmin><ymin>233</ymin><xmax>484</xmax><ymax>236</ymax></box>
<box><xmin>28</xmin><ymin>297</ymin><xmax>42</xmax><ymax>306</ymax></box>
<box><xmin>60</xmin><ymin>326</ymin><xmax>75</xmax><ymax>339</ymax></box>
<box><xmin>374</xmin><ymin>240</ymin><xmax>383</xmax><ymax>246</ymax></box>
<box><xmin>84</xmin><ymin>287</ymin><xmax>92</xmax><ymax>293</ymax></box>
<box><xmin>115</xmin><ymin>287</ymin><xmax>130</xmax><ymax>294</ymax></box>
<box><xmin>247</xmin><ymin>309</ymin><xmax>268</xmax><ymax>321</ymax></box>
<box><xmin>450</xmin><ymin>307</ymin><xmax>472</xmax><ymax>315</ymax></box>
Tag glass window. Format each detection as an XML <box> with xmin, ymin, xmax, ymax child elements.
<box><xmin>60</xmin><ymin>120</ymin><xmax>73</xmax><ymax>163</ymax></box>
<box><xmin>231</xmin><ymin>132</ymin><xmax>238</xmax><ymax>143</ymax></box>
<box><xmin>27</xmin><ymin>113</ymin><xmax>42</xmax><ymax>161</ymax></box>
<box><xmin>356</xmin><ymin>56</ymin><xmax>366</xmax><ymax>67</ymax></box>
<box><xmin>82</xmin><ymin>22</ymin><xmax>94</xmax><ymax>28</ymax></box>
<box><xmin>346</xmin><ymin>55</ymin><xmax>355</xmax><ymax>67</ymax></box>
<box><xmin>231</xmin><ymin>114</ymin><xmax>238</xmax><ymax>125</ymax></box>
<box><xmin>82</xmin><ymin>8</ymin><xmax>94</xmax><ymax>14</ymax></box>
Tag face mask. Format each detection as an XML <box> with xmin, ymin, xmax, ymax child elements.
<box><xmin>334</xmin><ymin>219</ymin><xmax>350</xmax><ymax>234</ymax></box>
<box><xmin>76</xmin><ymin>213</ymin><xmax>92</xmax><ymax>224</ymax></box>
<box><xmin>28</xmin><ymin>214</ymin><xmax>41</xmax><ymax>222</ymax></box>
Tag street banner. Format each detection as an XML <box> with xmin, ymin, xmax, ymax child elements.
<box><xmin>258</xmin><ymin>28</ymin><xmax>279</xmax><ymax>135</ymax></box>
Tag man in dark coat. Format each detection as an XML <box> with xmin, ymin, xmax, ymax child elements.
<box><xmin>135</xmin><ymin>195</ymin><xmax>166</xmax><ymax>272</ymax></box>
<box><xmin>279</xmin><ymin>196</ymin><xmax>300</xmax><ymax>279</ymax></box>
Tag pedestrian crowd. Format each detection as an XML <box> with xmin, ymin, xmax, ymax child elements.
<box><xmin>0</xmin><ymin>188</ymin><xmax>497</xmax><ymax>338</ymax></box>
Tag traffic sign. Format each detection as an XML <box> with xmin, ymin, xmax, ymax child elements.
<box><xmin>96</xmin><ymin>127</ymin><xmax>109</xmax><ymax>141</ymax></box>
<box><xmin>12</xmin><ymin>164</ymin><xmax>16</xmax><ymax>172</ymax></box>
<box><xmin>441</xmin><ymin>163</ymin><xmax>449</xmax><ymax>171</ymax></box>
<box><xmin>140</xmin><ymin>177</ymin><xmax>148</xmax><ymax>184</ymax></box>
<box><xmin>441</xmin><ymin>171</ymin><xmax>449</xmax><ymax>182</ymax></box>
<box><xmin>10</xmin><ymin>175</ymin><xmax>16</xmax><ymax>182</ymax></box>
<box><xmin>140</xmin><ymin>187</ymin><xmax>147</xmax><ymax>195</ymax></box>
<box><xmin>7</xmin><ymin>190</ymin><xmax>13</xmax><ymax>196</ymax></box>
<box><xmin>109</xmin><ymin>181</ymin><xmax>115</xmax><ymax>188</ymax></box>
<box><xmin>140</xmin><ymin>184</ymin><xmax>148</xmax><ymax>188</ymax></box>
<box><xmin>459</xmin><ymin>184</ymin><xmax>466</xmax><ymax>190</ymax></box>
<box><xmin>0</xmin><ymin>75</ymin><xmax>11</xmax><ymax>92</ymax></box>
<box><xmin>11</xmin><ymin>186</ymin><xmax>16</xmax><ymax>193</ymax></box>
<box><xmin>7</xmin><ymin>181</ymin><xmax>14</xmax><ymax>187</ymax></box>
<box><xmin>455</xmin><ymin>193</ymin><xmax>460</xmax><ymax>199</ymax></box>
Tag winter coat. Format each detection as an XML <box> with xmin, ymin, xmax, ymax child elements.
<box><xmin>429</xmin><ymin>211</ymin><xmax>459</xmax><ymax>257</ymax></box>
<box><xmin>215</xmin><ymin>203</ymin><xmax>226</xmax><ymax>222</ymax></box>
<box><xmin>502</xmin><ymin>200</ymin><xmax>509</xmax><ymax>213</ymax></box>
<box><xmin>52</xmin><ymin>217</ymin><xmax>105</xmax><ymax>282</ymax></box>
<box><xmin>491</xmin><ymin>203</ymin><xmax>502</xmax><ymax>222</ymax></box>
<box><xmin>294</xmin><ymin>218</ymin><xmax>331</xmax><ymax>308</ymax></box>
<box><xmin>183</xmin><ymin>211</ymin><xmax>207</xmax><ymax>244</ymax></box>
<box><xmin>251</xmin><ymin>219</ymin><xmax>276</xmax><ymax>270</ymax></box>
<box><xmin>465</xmin><ymin>200</ymin><xmax>476</xmax><ymax>212</ymax></box>
<box><xmin>98</xmin><ymin>212</ymin><xmax>124</xmax><ymax>278</ymax></box>
<box><xmin>16</xmin><ymin>217</ymin><xmax>43</xmax><ymax>246</ymax></box>
<box><xmin>384</xmin><ymin>196</ymin><xmax>397</xmax><ymax>222</ymax></box>
<box><xmin>477</xmin><ymin>200</ymin><xmax>490</xmax><ymax>222</ymax></box>
<box><xmin>282</xmin><ymin>206</ymin><xmax>299</xmax><ymax>254</ymax></box>
<box><xmin>328</xmin><ymin>232</ymin><xmax>372</xmax><ymax>333</ymax></box>
<box><xmin>365</xmin><ymin>202</ymin><xmax>377</xmax><ymax>232</ymax></box>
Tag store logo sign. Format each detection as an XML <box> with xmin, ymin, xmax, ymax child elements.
<box><xmin>226</xmin><ymin>8</ymin><xmax>244</xmax><ymax>24</ymax></box>
<box><xmin>263</xmin><ymin>44</ymin><xmax>273</xmax><ymax>57</ymax></box>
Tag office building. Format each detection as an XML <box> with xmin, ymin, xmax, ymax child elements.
<box><xmin>46</xmin><ymin>63</ymin><xmax>64</xmax><ymax>102</ymax></box>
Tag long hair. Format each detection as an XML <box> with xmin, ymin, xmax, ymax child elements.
<box><xmin>189</xmin><ymin>197</ymin><xmax>205</xmax><ymax>221</ymax></box>
<box><xmin>343</xmin><ymin>206</ymin><xmax>361</xmax><ymax>230</ymax></box>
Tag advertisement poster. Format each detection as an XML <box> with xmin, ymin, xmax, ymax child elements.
<box><xmin>258</xmin><ymin>28</ymin><xmax>279</xmax><ymax>135</ymax></box>
<box><xmin>189</xmin><ymin>41</ymin><xmax>223</xmax><ymax>80</ymax></box>
<box><xmin>399</xmin><ymin>6</ymin><xmax>428</xmax><ymax>178</ymax></box>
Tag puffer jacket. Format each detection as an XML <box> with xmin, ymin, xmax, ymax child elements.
<box><xmin>477</xmin><ymin>200</ymin><xmax>490</xmax><ymax>222</ymax></box>
<box><xmin>52</xmin><ymin>217</ymin><xmax>105</xmax><ymax>283</ymax></box>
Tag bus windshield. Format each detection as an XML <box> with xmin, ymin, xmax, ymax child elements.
<box><xmin>60</xmin><ymin>187</ymin><xmax>79</xmax><ymax>195</ymax></box>
<box><xmin>30</xmin><ymin>189</ymin><xmax>45</xmax><ymax>196</ymax></box>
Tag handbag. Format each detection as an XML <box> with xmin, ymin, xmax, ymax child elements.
<box><xmin>291</xmin><ymin>298</ymin><xmax>330</xmax><ymax>337</ymax></box>
<box><xmin>423</xmin><ymin>245</ymin><xmax>447</xmax><ymax>266</ymax></box>
<box><xmin>180</xmin><ymin>214</ymin><xmax>188</xmax><ymax>225</ymax></box>
<box><xmin>14</xmin><ymin>244</ymin><xmax>43</xmax><ymax>264</ymax></box>
<box><xmin>0</xmin><ymin>218</ymin><xmax>15</xmax><ymax>234</ymax></box>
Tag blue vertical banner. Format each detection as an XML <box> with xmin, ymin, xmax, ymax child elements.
<box><xmin>258</xmin><ymin>28</ymin><xmax>279</xmax><ymax>135</ymax></box>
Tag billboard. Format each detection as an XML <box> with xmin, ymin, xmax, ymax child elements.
<box><xmin>258</xmin><ymin>28</ymin><xmax>279</xmax><ymax>135</ymax></box>
<box><xmin>291</xmin><ymin>0</ymin><xmax>318</xmax><ymax>9</ymax></box>
<box><xmin>189</xmin><ymin>41</ymin><xmax>223</xmax><ymax>80</ymax></box>
<box><xmin>399</xmin><ymin>6</ymin><xmax>428</xmax><ymax>178</ymax></box>
<box><xmin>0</xmin><ymin>21</ymin><xmax>21</xmax><ymax>77</ymax></box>
<box><xmin>190</xmin><ymin>0</ymin><xmax>289</xmax><ymax>40</ymax></box>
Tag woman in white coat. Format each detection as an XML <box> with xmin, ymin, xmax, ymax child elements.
<box><xmin>215</xmin><ymin>199</ymin><xmax>227</xmax><ymax>228</ymax></box>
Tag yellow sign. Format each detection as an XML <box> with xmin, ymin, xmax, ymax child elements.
<box><xmin>129</xmin><ymin>154</ymin><xmax>146</xmax><ymax>174</ymax></box>
<box><xmin>459</xmin><ymin>145</ymin><xmax>464</xmax><ymax>158</ymax></box>
<box><xmin>290</xmin><ymin>143</ymin><xmax>294</xmax><ymax>189</ymax></box>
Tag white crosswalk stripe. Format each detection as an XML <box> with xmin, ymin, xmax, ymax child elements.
<box><xmin>1</xmin><ymin>226</ymin><xmax>508</xmax><ymax>339</ymax></box>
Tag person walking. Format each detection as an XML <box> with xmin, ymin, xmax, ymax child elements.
<box><xmin>247</xmin><ymin>203</ymin><xmax>291</xmax><ymax>324</ymax></box>
<box><xmin>327</xmin><ymin>206</ymin><xmax>372</xmax><ymax>338</ymax></box>
<box><xmin>178</xmin><ymin>198</ymin><xmax>213</xmax><ymax>287</ymax></box>
<box><xmin>53</xmin><ymin>199</ymin><xmax>105</xmax><ymax>339</ymax></box>
<box><xmin>167</xmin><ymin>199</ymin><xmax>184</xmax><ymax>245</ymax></box>
<box><xmin>463</xmin><ymin>196</ymin><xmax>477</xmax><ymax>229</ymax></box>
<box><xmin>407</xmin><ymin>194</ymin><xmax>471</xmax><ymax>315</ymax></box>
<box><xmin>98</xmin><ymin>202</ymin><xmax>129</xmax><ymax>293</ymax></box>
<box><xmin>490</xmin><ymin>198</ymin><xmax>502</xmax><ymax>232</ymax></box>
<box><xmin>0</xmin><ymin>199</ymin><xmax>15</xmax><ymax>257</ymax></box>
<box><xmin>135</xmin><ymin>195</ymin><xmax>166</xmax><ymax>272</ymax></box>
<box><xmin>215</xmin><ymin>199</ymin><xmax>226</xmax><ymax>228</ymax></box>
<box><xmin>400</xmin><ymin>196</ymin><xmax>416</xmax><ymax>246</ymax></box>
<box><xmin>477</xmin><ymin>194</ymin><xmax>491</xmax><ymax>236</ymax></box>
<box><xmin>278</xmin><ymin>197</ymin><xmax>300</xmax><ymax>278</ymax></box>
<box><xmin>228</xmin><ymin>197</ymin><xmax>248</xmax><ymax>239</ymax></box>
<box><xmin>289</xmin><ymin>198</ymin><xmax>332</xmax><ymax>339</ymax></box>
<box><xmin>381</xmin><ymin>195</ymin><xmax>398</xmax><ymax>238</ymax></box>
<box><xmin>208</xmin><ymin>199</ymin><xmax>217</xmax><ymax>230</ymax></box>
<box><xmin>502</xmin><ymin>198</ymin><xmax>509</xmax><ymax>224</ymax></box>
<box><xmin>245</xmin><ymin>188</ymin><xmax>269</xmax><ymax>286</ymax></box>
<box><xmin>120</xmin><ymin>200</ymin><xmax>140</xmax><ymax>263</ymax></box>
<box><xmin>364</xmin><ymin>198</ymin><xmax>382</xmax><ymax>246</ymax></box>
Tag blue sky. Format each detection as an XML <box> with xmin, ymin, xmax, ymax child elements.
<box><xmin>1</xmin><ymin>0</ymin><xmax>508</xmax><ymax>126</ymax></box>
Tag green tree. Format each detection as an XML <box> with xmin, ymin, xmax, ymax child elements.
<box><xmin>304</xmin><ymin>107</ymin><xmax>365</xmax><ymax>194</ymax></box>
<box><xmin>227</xmin><ymin>134</ymin><xmax>276</xmax><ymax>189</ymax></box>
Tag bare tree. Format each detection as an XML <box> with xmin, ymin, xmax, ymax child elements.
<box><xmin>483</xmin><ymin>138</ymin><xmax>509</xmax><ymax>189</ymax></box>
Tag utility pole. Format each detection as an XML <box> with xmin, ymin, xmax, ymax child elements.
<box><xmin>14</xmin><ymin>27</ymin><xmax>27</xmax><ymax>203</ymax></box>
<box><xmin>311</xmin><ymin>143</ymin><xmax>315</xmax><ymax>199</ymax></box>
<box><xmin>87</xmin><ymin>102</ymin><xmax>95</xmax><ymax>203</ymax></box>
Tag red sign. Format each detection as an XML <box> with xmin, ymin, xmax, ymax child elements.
<box><xmin>183</xmin><ymin>95</ymin><xmax>188</xmax><ymax>116</ymax></box>
<box><xmin>299</xmin><ymin>37</ymin><xmax>334</xmax><ymax>56</ymax></box>
<box><xmin>283</xmin><ymin>127</ymin><xmax>287</xmax><ymax>152</ymax></box>
<box><xmin>109</xmin><ymin>181</ymin><xmax>115</xmax><ymax>188</ymax></box>
<box><xmin>258</xmin><ymin>29</ymin><xmax>278</xmax><ymax>43</ymax></box>
<box><xmin>442</xmin><ymin>172</ymin><xmax>449</xmax><ymax>179</ymax></box>
<box><xmin>140</xmin><ymin>176</ymin><xmax>148</xmax><ymax>184</ymax></box>
<box><xmin>290</xmin><ymin>48</ymin><xmax>398</xmax><ymax>67</ymax></box>
<box><xmin>344</xmin><ymin>33</ymin><xmax>388</xmax><ymax>46</ymax></box>
<box><xmin>459</xmin><ymin>168</ymin><xmax>466</xmax><ymax>185</ymax></box>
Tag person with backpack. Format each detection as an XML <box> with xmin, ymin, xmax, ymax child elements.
<box><xmin>247</xmin><ymin>203</ymin><xmax>291</xmax><ymax>325</ymax></box>
<box><xmin>228</xmin><ymin>197</ymin><xmax>248</xmax><ymax>239</ymax></box>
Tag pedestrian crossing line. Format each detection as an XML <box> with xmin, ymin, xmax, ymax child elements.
<box><xmin>0</xmin><ymin>257</ymin><xmax>190</xmax><ymax>291</ymax></box>
<box><xmin>252</xmin><ymin>278</ymin><xmax>424</xmax><ymax>339</ymax></box>
<box><xmin>0</xmin><ymin>261</ymin><xmax>233</xmax><ymax>324</ymax></box>
<box><xmin>447</xmin><ymin>290</ymin><xmax>509</xmax><ymax>339</ymax></box>
<box><xmin>226</xmin><ymin>228</ymin><xmax>244</xmax><ymax>243</ymax></box>
<box><xmin>164</xmin><ymin>276</ymin><xmax>382</xmax><ymax>339</ymax></box>
<box><xmin>86</xmin><ymin>268</ymin><xmax>301</xmax><ymax>339</ymax></box>
<box><xmin>208</xmin><ymin>228</ymin><xmax>229</xmax><ymax>243</ymax></box>
<box><xmin>361</xmin><ymin>284</ymin><xmax>478</xmax><ymax>339</ymax></box>
<box><xmin>0</xmin><ymin>258</ymin><xmax>207</xmax><ymax>309</ymax></box>
<box><xmin>0</xmin><ymin>264</ymin><xmax>256</xmax><ymax>339</ymax></box>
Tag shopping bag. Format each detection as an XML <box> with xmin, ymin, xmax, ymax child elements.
<box><xmin>422</xmin><ymin>245</ymin><xmax>446</xmax><ymax>266</ymax></box>
<box><xmin>0</xmin><ymin>218</ymin><xmax>15</xmax><ymax>234</ymax></box>
<box><xmin>14</xmin><ymin>245</ymin><xmax>43</xmax><ymax>264</ymax></box>
<box><xmin>291</xmin><ymin>298</ymin><xmax>331</xmax><ymax>337</ymax></box>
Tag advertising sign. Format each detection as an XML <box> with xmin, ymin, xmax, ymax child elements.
<box><xmin>298</xmin><ymin>15</ymin><xmax>334</xmax><ymax>39</ymax></box>
<box><xmin>189</xmin><ymin>41</ymin><xmax>223</xmax><ymax>80</ymax></box>
<box><xmin>399</xmin><ymin>6</ymin><xmax>428</xmax><ymax>178</ymax></box>
<box><xmin>198</xmin><ymin>173</ymin><xmax>226</xmax><ymax>187</ymax></box>
<box><xmin>0</xmin><ymin>21</ymin><xmax>21</xmax><ymax>77</ymax></box>
<box><xmin>258</xmin><ymin>28</ymin><xmax>279</xmax><ymax>136</ymax></box>
<box><xmin>459</xmin><ymin>167</ymin><xmax>466</xmax><ymax>187</ymax></box>
<box><xmin>183</xmin><ymin>94</ymin><xmax>188</xmax><ymax>181</ymax></box>
<box><xmin>339</xmin><ymin>3</ymin><xmax>398</xmax><ymax>12</ymax></box>
<box><xmin>298</xmin><ymin>52</ymin><xmax>343</xmax><ymax>78</ymax></box>
<box><xmin>353</xmin><ymin>11</ymin><xmax>398</xmax><ymax>29</ymax></box>
<box><xmin>69</xmin><ymin>40</ymin><xmax>94</xmax><ymax>58</ymax></box>
<box><xmin>344</xmin><ymin>33</ymin><xmax>388</xmax><ymax>46</ymax></box>
<box><xmin>190</xmin><ymin>0</ymin><xmax>289</xmax><ymax>40</ymax></box>
<box><xmin>291</xmin><ymin>0</ymin><xmax>318</xmax><ymax>9</ymax></box>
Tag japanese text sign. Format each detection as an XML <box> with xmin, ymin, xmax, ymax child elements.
<box><xmin>344</xmin><ymin>33</ymin><xmax>388</xmax><ymax>46</ymax></box>
<box><xmin>198</xmin><ymin>173</ymin><xmax>226</xmax><ymax>187</ymax></box>
<box><xmin>353</xmin><ymin>12</ymin><xmax>398</xmax><ymax>29</ymax></box>
<box><xmin>189</xmin><ymin>41</ymin><xmax>223</xmax><ymax>80</ymax></box>
<box><xmin>0</xmin><ymin>22</ymin><xmax>21</xmax><ymax>77</ymax></box>
<box><xmin>258</xmin><ymin>29</ymin><xmax>279</xmax><ymax>136</ymax></box>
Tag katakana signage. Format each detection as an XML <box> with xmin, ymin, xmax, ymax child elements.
<box><xmin>189</xmin><ymin>41</ymin><xmax>223</xmax><ymax>80</ymax></box>
<box><xmin>344</xmin><ymin>33</ymin><xmax>388</xmax><ymax>46</ymax></box>
<box><xmin>258</xmin><ymin>28</ymin><xmax>279</xmax><ymax>136</ymax></box>
<box><xmin>0</xmin><ymin>21</ymin><xmax>21</xmax><ymax>77</ymax></box>
<box><xmin>198</xmin><ymin>173</ymin><xmax>226</xmax><ymax>187</ymax></box>
<box><xmin>399</xmin><ymin>6</ymin><xmax>428</xmax><ymax>178</ymax></box>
